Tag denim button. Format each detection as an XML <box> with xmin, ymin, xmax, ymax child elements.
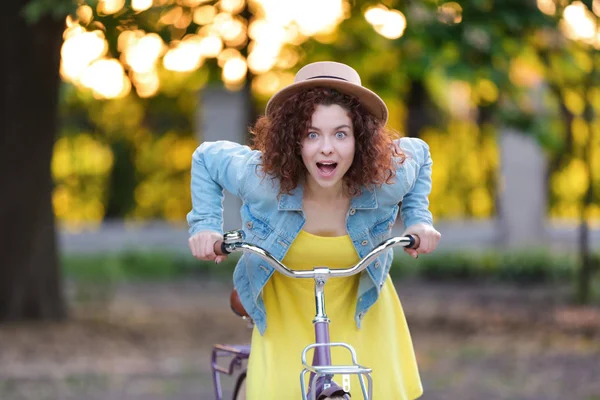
<box><xmin>349</xmin><ymin>209</ymin><xmax>356</xmax><ymax>215</ymax></box>
<box><xmin>361</xmin><ymin>240</ymin><xmax>368</xmax><ymax>246</ymax></box>
<box><xmin>375</xmin><ymin>262</ymin><xmax>380</xmax><ymax>269</ymax></box>
<box><xmin>246</xmin><ymin>221</ymin><xmax>253</xmax><ymax>229</ymax></box>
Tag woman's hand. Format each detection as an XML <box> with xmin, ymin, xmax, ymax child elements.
<box><xmin>188</xmin><ymin>230</ymin><xmax>228</xmax><ymax>264</ymax></box>
<box><xmin>402</xmin><ymin>223</ymin><xmax>441</xmax><ymax>258</ymax></box>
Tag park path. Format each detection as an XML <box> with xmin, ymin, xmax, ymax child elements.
<box><xmin>1</xmin><ymin>279</ymin><xmax>599</xmax><ymax>400</ymax></box>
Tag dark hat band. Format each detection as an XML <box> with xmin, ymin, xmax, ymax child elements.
<box><xmin>307</xmin><ymin>75</ymin><xmax>349</xmax><ymax>81</ymax></box>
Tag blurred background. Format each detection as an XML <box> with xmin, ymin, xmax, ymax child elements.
<box><xmin>1</xmin><ymin>0</ymin><xmax>599</xmax><ymax>399</ymax></box>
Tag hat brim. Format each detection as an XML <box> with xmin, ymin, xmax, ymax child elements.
<box><xmin>265</xmin><ymin>78</ymin><xmax>388</xmax><ymax>124</ymax></box>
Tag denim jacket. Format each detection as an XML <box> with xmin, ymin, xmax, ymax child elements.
<box><xmin>187</xmin><ymin>137</ymin><xmax>433</xmax><ymax>335</ymax></box>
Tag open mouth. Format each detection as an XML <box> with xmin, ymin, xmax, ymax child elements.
<box><xmin>316</xmin><ymin>162</ymin><xmax>338</xmax><ymax>176</ymax></box>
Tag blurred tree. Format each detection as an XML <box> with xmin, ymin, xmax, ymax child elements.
<box><xmin>0</xmin><ymin>0</ymin><xmax>75</xmax><ymax>321</ymax></box>
<box><xmin>530</xmin><ymin>1</ymin><xmax>600</xmax><ymax>303</ymax></box>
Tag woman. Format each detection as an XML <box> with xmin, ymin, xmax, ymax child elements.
<box><xmin>187</xmin><ymin>61</ymin><xmax>440</xmax><ymax>399</ymax></box>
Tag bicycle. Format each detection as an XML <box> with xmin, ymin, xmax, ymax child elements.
<box><xmin>210</xmin><ymin>229</ymin><xmax>417</xmax><ymax>400</ymax></box>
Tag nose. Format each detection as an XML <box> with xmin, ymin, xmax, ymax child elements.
<box><xmin>320</xmin><ymin>136</ymin><xmax>334</xmax><ymax>155</ymax></box>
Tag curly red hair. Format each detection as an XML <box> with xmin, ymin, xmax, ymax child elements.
<box><xmin>251</xmin><ymin>87</ymin><xmax>401</xmax><ymax>196</ymax></box>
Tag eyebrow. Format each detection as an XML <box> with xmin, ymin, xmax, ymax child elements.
<box><xmin>308</xmin><ymin>124</ymin><xmax>352</xmax><ymax>131</ymax></box>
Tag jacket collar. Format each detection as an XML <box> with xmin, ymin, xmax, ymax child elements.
<box><xmin>278</xmin><ymin>183</ymin><xmax>378</xmax><ymax>211</ymax></box>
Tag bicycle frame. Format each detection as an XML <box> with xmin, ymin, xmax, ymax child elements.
<box><xmin>215</xmin><ymin>230</ymin><xmax>416</xmax><ymax>400</ymax></box>
<box><xmin>211</xmin><ymin>344</ymin><xmax>250</xmax><ymax>400</ymax></box>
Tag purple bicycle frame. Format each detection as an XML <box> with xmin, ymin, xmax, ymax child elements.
<box><xmin>307</xmin><ymin>269</ymin><xmax>343</xmax><ymax>398</ymax></box>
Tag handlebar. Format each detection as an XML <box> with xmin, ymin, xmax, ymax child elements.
<box><xmin>214</xmin><ymin>230</ymin><xmax>418</xmax><ymax>279</ymax></box>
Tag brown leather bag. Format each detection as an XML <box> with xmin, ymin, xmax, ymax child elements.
<box><xmin>230</xmin><ymin>288</ymin><xmax>250</xmax><ymax>318</ymax></box>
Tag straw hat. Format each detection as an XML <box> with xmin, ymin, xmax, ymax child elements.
<box><xmin>265</xmin><ymin>61</ymin><xmax>388</xmax><ymax>124</ymax></box>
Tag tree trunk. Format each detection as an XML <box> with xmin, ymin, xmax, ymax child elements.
<box><xmin>575</xmin><ymin>90</ymin><xmax>596</xmax><ymax>304</ymax></box>
<box><xmin>104</xmin><ymin>139</ymin><xmax>137</xmax><ymax>219</ymax></box>
<box><xmin>405</xmin><ymin>80</ymin><xmax>430</xmax><ymax>138</ymax></box>
<box><xmin>576</xmin><ymin>218</ymin><xmax>592</xmax><ymax>304</ymax></box>
<box><xmin>0</xmin><ymin>2</ymin><xmax>66</xmax><ymax>321</ymax></box>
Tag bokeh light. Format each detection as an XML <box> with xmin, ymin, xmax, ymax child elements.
<box><xmin>537</xmin><ymin>0</ymin><xmax>556</xmax><ymax>16</ymax></box>
<box><xmin>80</xmin><ymin>59</ymin><xmax>132</xmax><ymax>99</ymax></box>
<box><xmin>222</xmin><ymin>56</ymin><xmax>248</xmax><ymax>87</ymax></box>
<box><xmin>163</xmin><ymin>36</ymin><xmax>205</xmax><ymax>72</ymax></box>
<box><xmin>438</xmin><ymin>2</ymin><xmax>463</xmax><ymax>24</ymax></box>
<box><xmin>561</xmin><ymin>1</ymin><xmax>600</xmax><ymax>47</ymax></box>
<box><xmin>124</xmin><ymin>33</ymin><xmax>165</xmax><ymax>74</ymax></box>
<box><xmin>193</xmin><ymin>5</ymin><xmax>217</xmax><ymax>25</ymax></box>
<box><xmin>365</xmin><ymin>5</ymin><xmax>407</xmax><ymax>39</ymax></box>
<box><xmin>220</xmin><ymin>0</ymin><xmax>245</xmax><ymax>14</ymax></box>
<box><xmin>133</xmin><ymin>70</ymin><xmax>161</xmax><ymax>97</ymax></box>
<box><xmin>76</xmin><ymin>5</ymin><xmax>94</xmax><ymax>25</ymax></box>
<box><xmin>98</xmin><ymin>0</ymin><xmax>126</xmax><ymax>15</ymax></box>
<box><xmin>132</xmin><ymin>0</ymin><xmax>153</xmax><ymax>12</ymax></box>
<box><xmin>251</xmin><ymin>70</ymin><xmax>294</xmax><ymax>96</ymax></box>
<box><xmin>61</xmin><ymin>30</ymin><xmax>107</xmax><ymax>81</ymax></box>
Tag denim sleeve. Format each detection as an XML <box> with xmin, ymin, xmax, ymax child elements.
<box><xmin>186</xmin><ymin>140</ymin><xmax>258</xmax><ymax>236</ymax></box>
<box><xmin>399</xmin><ymin>138</ymin><xmax>434</xmax><ymax>228</ymax></box>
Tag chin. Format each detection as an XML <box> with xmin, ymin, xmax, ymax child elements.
<box><xmin>313</xmin><ymin>177</ymin><xmax>343</xmax><ymax>189</ymax></box>
<box><xmin>316</xmin><ymin>181</ymin><xmax>338</xmax><ymax>189</ymax></box>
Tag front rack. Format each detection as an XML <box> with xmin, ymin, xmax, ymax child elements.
<box><xmin>300</xmin><ymin>342</ymin><xmax>373</xmax><ymax>400</ymax></box>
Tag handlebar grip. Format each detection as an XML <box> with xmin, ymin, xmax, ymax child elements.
<box><xmin>214</xmin><ymin>240</ymin><xmax>230</xmax><ymax>256</ymax></box>
<box><xmin>405</xmin><ymin>234</ymin><xmax>418</xmax><ymax>249</ymax></box>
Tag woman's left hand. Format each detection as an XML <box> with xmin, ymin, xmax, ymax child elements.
<box><xmin>402</xmin><ymin>223</ymin><xmax>441</xmax><ymax>258</ymax></box>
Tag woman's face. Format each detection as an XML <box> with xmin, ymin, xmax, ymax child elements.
<box><xmin>300</xmin><ymin>104</ymin><xmax>355</xmax><ymax>191</ymax></box>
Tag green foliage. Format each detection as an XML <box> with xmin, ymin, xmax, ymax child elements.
<box><xmin>62</xmin><ymin>251</ymin><xmax>240</xmax><ymax>282</ymax></box>
<box><xmin>306</xmin><ymin>0</ymin><xmax>556</xmax><ymax>102</ymax></box>
<box><xmin>22</xmin><ymin>0</ymin><xmax>77</xmax><ymax>24</ymax></box>
<box><xmin>389</xmin><ymin>249</ymin><xmax>577</xmax><ymax>284</ymax></box>
<box><xmin>55</xmin><ymin>84</ymin><xmax>200</xmax><ymax>225</ymax></box>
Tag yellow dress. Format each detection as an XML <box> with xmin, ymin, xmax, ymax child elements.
<box><xmin>245</xmin><ymin>230</ymin><xmax>423</xmax><ymax>400</ymax></box>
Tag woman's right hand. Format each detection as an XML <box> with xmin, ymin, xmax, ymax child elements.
<box><xmin>188</xmin><ymin>230</ymin><xmax>227</xmax><ymax>264</ymax></box>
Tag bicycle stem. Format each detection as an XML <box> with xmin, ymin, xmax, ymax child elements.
<box><xmin>312</xmin><ymin>268</ymin><xmax>332</xmax><ymax>366</ymax></box>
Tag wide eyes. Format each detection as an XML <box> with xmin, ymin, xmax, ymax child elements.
<box><xmin>306</xmin><ymin>131</ymin><xmax>348</xmax><ymax>139</ymax></box>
